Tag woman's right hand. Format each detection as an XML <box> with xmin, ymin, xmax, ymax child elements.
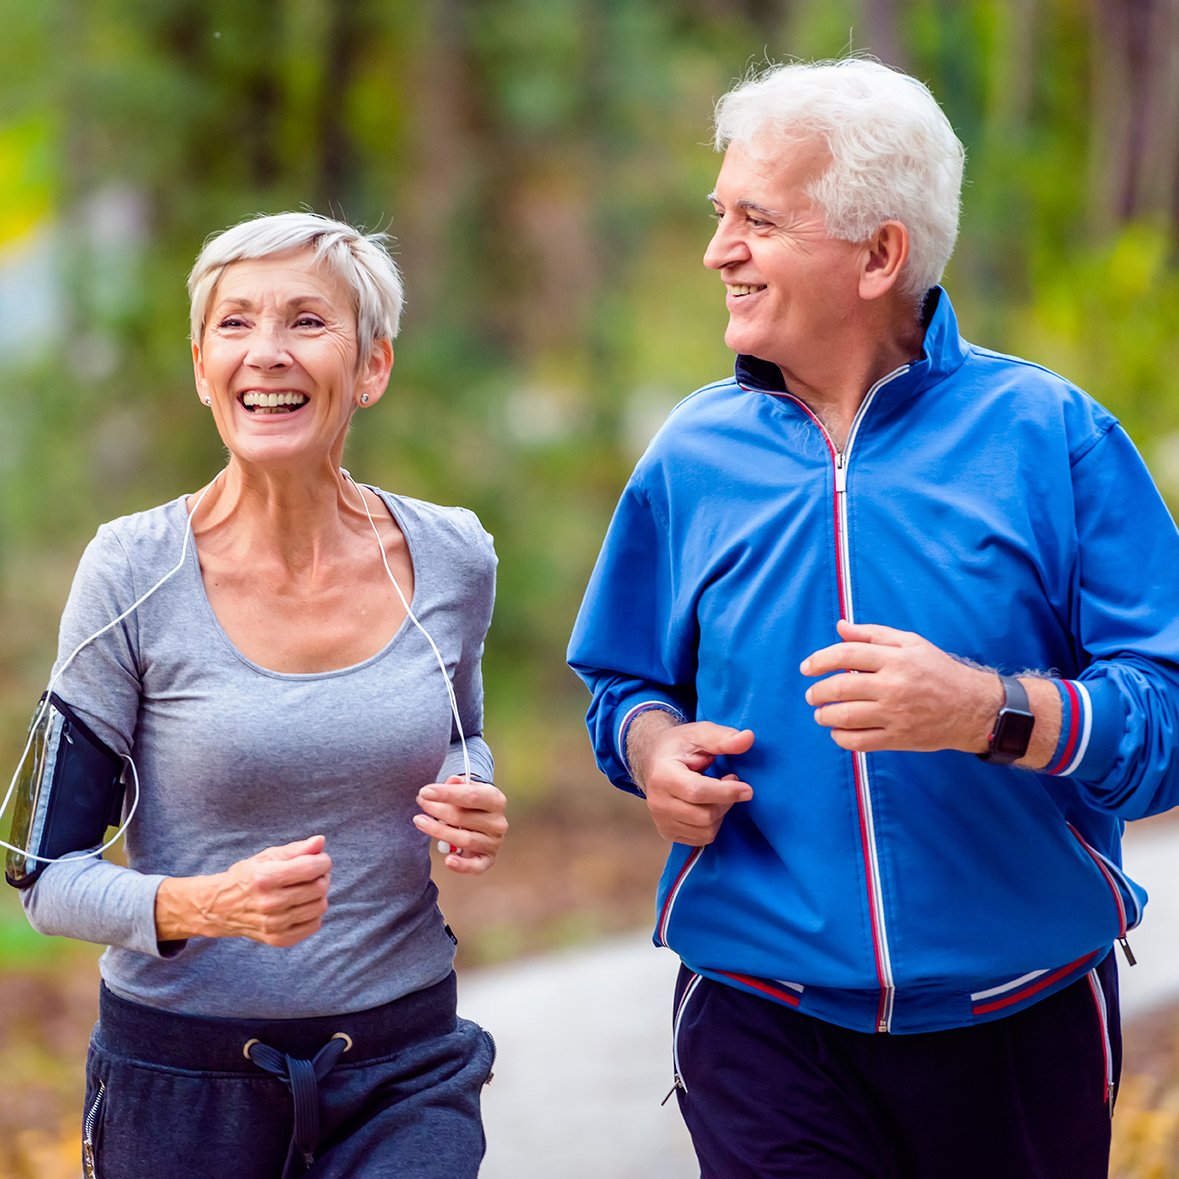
<box><xmin>154</xmin><ymin>835</ymin><xmax>332</xmax><ymax>946</ymax></box>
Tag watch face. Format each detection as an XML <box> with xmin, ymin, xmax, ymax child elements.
<box><xmin>994</xmin><ymin>708</ymin><xmax>1035</xmax><ymax>757</ymax></box>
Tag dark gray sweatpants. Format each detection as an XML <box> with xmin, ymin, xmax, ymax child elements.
<box><xmin>81</xmin><ymin>973</ymin><xmax>495</xmax><ymax>1179</ymax></box>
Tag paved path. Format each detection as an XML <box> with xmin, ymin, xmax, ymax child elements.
<box><xmin>461</xmin><ymin>935</ymin><xmax>693</xmax><ymax>1178</ymax></box>
<box><xmin>1117</xmin><ymin>819</ymin><xmax>1179</xmax><ymax>1018</ymax></box>
<box><xmin>460</xmin><ymin>820</ymin><xmax>1179</xmax><ymax>1178</ymax></box>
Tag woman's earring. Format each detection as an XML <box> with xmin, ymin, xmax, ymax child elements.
<box><xmin>360</xmin><ymin>393</ymin><xmax>370</xmax><ymax>405</ymax></box>
<box><xmin>203</xmin><ymin>397</ymin><xmax>211</xmax><ymax>406</ymax></box>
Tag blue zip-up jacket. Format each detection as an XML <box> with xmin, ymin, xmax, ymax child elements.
<box><xmin>568</xmin><ymin>288</ymin><xmax>1179</xmax><ymax>1034</ymax></box>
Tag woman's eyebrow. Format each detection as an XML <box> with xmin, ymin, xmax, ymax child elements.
<box><xmin>212</xmin><ymin>293</ymin><xmax>334</xmax><ymax>310</ymax></box>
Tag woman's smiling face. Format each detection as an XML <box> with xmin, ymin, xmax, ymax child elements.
<box><xmin>193</xmin><ymin>249</ymin><xmax>390</xmax><ymax>471</ymax></box>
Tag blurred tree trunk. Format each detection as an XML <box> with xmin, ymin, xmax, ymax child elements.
<box><xmin>238</xmin><ymin>2</ymin><xmax>283</xmax><ymax>190</ymax></box>
<box><xmin>314</xmin><ymin>2</ymin><xmax>365</xmax><ymax>215</ymax></box>
<box><xmin>155</xmin><ymin>1</ymin><xmax>283</xmax><ymax>192</ymax></box>
<box><xmin>985</xmin><ymin>0</ymin><xmax>1037</xmax><ymax>136</ymax></box>
<box><xmin>863</xmin><ymin>0</ymin><xmax>908</xmax><ymax>72</ymax></box>
<box><xmin>1089</xmin><ymin>0</ymin><xmax>1179</xmax><ymax>240</ymax></box>
<box><xmin>56</xmin><ymin>0</ymin><xmax>92</xmax><ymax>341</ymax></box>
<box><xmin>399</xmin><ymin>0</ymin><xmax>479</xmax><ymax>324</ymax></box>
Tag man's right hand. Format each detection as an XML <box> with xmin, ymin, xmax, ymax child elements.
<box><xmin>626</xmin><ymin>714</ymin><xmax>755</xmax><ymax>845</ymax></box>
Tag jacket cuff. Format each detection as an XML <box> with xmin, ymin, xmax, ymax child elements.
<box><xmin>617</xmin><ymin>698</ymin><xmax>686</xmax><ymax>780</ymax></box>
<box><xmin>1044</xmin><ymin>678</ymin><xmax>1121</xmax><ymax>781</ymax></box>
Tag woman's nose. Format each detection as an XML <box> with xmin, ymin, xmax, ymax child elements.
<box><xmin>245</xmin><ymin>325</ymin><xmax>292</xmax><ymax>369</ymax></box>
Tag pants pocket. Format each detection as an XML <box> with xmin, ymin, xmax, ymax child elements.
<box><xmin>1085</xmin><ymin>965</ymin><xmax>1115</xmax><ymax>1110</ymax></box>
<box><xmin>81</xmin><ymin>1070</ymin><xmax>107</xmax><ymax>1179</ymax></box>
<box><xmin>671</xmin><ymin>967</ymin><xmax>705</xmax><ymax>1098</ymax></box>
<box><xmin>481</xmin><ymin>1028</ymin><xmax>497</xmax><ymax>1086</ymax></box>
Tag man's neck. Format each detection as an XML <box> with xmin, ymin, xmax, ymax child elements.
<box><xmin>777</xmin><ymin>303</ymin><xmax>925</xmax><ymax>451</ymax></box>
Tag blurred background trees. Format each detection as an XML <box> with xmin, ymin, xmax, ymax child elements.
<box><xmin>3</xmin><ymin>0</ymin><xmax>1179</xmax><ymax>1172</ymax></box>
<box><xmin>4</xmin><ymin>0</ymin><xmax>1179</xmax><ymax>907</ymax></box>
<box><xmin>5</xmin><ymin>0</ymin><xmax>1179</xmax><ymax>782</ymax></box>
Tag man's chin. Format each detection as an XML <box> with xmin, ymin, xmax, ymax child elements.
<box><xmin>724</xmin><ymin>326</ymin><xmax>768</xmax><ymax>360</ymax></box>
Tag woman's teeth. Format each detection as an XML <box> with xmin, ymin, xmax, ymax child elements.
<box><xmin>241</xmin><ymin>391</ymin><xmax>308</xmax><ymax>414</ymax></box>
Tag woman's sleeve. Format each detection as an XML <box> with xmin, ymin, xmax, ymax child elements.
<box><xmin>19</xmin><ymin>526</ymin><xmax>179</xmax><ymax>958</ymax></box>
<box><xmin>437</xmin><ymin>512</ymin><xmax>496</xmax><ymax>784</ymax></box>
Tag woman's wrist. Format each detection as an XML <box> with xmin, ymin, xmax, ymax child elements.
<box><xmin>155</xmin><ymin>874</ymin><xmax>219</xmax><ymax>941</ymax></box>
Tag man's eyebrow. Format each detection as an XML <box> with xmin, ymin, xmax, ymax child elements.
<box><xmin>736</xmin><ymin>198</ymin><xmax>784</xmax><ymax>218</ymax></box>
<box><xmin>706</xmin><ymin>193</ymin><xmax>784</xmax><ymax>218</ymax></box>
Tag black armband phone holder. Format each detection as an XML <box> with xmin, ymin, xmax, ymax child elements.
<box><xmin>5</xmin><ymin>692</ymin><xmax>126</xmax><ymax>890</ymax></box>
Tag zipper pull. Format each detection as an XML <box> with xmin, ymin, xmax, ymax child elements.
<box><xmin>83</xmin><ymin>1080</ymin><xmax>104</xmax><ymax>1179</ymax></box>
<box><xmin>661</xmin><ymin>1074</ymin><xmax>684</xmax><ymax>1106</ymax></box>
<box><xmin>834</xmin><ymin>452</ymin><xmax>847</xmax><ymax>493</ymax></box>
<box><xmin>1119</xmin><ymin>935</ymin><xmax>1136</xmax><ymax>966</ymax></box>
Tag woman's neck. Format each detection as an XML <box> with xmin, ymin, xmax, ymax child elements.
<box><xmin>189</xmin><ymin>460</ymin><xmax>373</xmax><ymax>576</ymax></box>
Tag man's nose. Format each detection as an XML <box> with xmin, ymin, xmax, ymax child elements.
<box><xmin>703</xmin><ymin>217</ymin><xmax>747</xmax><ymax>271</ymax></box>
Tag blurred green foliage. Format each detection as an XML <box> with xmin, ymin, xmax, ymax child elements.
<box><xmin>5</xmin><ymin>10</ymin><xmax>1179</xmax><ymax>1170</ymax></box>
<box><xmin>2</xmin><ymin>0</ymin><xmax>1179</xmax><ymax>885</ymax></box>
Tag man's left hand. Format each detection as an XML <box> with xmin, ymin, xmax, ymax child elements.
<box><xmin>800</xmin><ymin>619</ymin><xmax>999</xmax><ymax>754</ymax></box>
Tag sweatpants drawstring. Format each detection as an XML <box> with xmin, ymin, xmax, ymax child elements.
<box><xmin>245</xmin><ymin>1032</ymin><xmax>352</xmax><ymax>1176</ymax></box>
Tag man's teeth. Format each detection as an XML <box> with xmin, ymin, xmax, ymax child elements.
<box><xmin>242</xmin><ymin>391</ymin><xmax>308</xmax><ymax>412</ymax></box>
<box><xmin>728</xmin><ymin>284</ymin><xmax>765</xmax><ymax>296</ymax></box>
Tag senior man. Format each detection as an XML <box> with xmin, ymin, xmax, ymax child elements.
<box><xmin>569</xmin><ymin>58</ymin><xmax>1179</xmax><ymax>1178</ymax></box>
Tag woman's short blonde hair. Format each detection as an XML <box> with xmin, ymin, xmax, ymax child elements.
<box><xmin>187</xmin><ymin>211</ymin><xmax>404</xmax><ymax>347</ymax></box>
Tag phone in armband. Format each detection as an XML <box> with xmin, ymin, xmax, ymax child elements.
<box><xmin>5</xmin><ymin>692</ymin><xmax>126</xmax><ymax>890</ymax></box>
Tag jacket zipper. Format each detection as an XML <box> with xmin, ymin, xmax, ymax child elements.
<box><xmin>655</xmin><ymin>846</ymin><xmax>703</xmax><ymax>947</ymax></box>
<box><xmin>785</xmin><ymin>364</ymin><xmax>909</xmax><ymax>1033</ymax></box>
<box><xmin>83</xmin><ymin>1080</ymin><xmax>105</xmax><ymax>1179</ymax></box>
<box><xmin>1068</xmin><ymin>823</ymin><xmax>1139</xmax><ymax>965</ymax></box>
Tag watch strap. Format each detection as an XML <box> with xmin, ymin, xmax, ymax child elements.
<box><xmin>997</xmin><ymin>674</ymin><xmax>1029</xmax><ymax>716</ymax></box>
<box><xmin>979</xmin><ymin>674</ymin><xmax>1034</xmax><ymax>764</ymax></box>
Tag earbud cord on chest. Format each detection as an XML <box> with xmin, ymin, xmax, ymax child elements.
<box><xmin>342</xmin><ymin>469</ymin><xmax>472</xmax><ymax>786</ymax></box>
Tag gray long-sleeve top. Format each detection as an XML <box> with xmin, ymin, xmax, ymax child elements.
<box><xmin>21</xmin><ymin>487</ymin><xmax>496</xmax><ymax>1018</ymax></box>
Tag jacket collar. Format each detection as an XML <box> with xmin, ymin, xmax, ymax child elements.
<box><xmin>733</xmin><ymin>286</ymin><xmax>970</xmax><ymax>397</ymax></box>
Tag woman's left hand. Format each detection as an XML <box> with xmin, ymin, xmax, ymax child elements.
<box><xmin>413</xmin><ymin>776</ymin><xmax>508</xmax><ymax>875</ymax></box>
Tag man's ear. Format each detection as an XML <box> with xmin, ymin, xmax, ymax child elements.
<box><xmin>357</xmin><ymin>339</ymin><xmax>395</xmax><ymax>407</ymax></box>
<box><xmin>859</xmin><ymin>221</ymin><xmax>909</xmax><ymax>300</ymax></box>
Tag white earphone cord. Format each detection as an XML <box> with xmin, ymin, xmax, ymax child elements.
<box><xmin>2</xmin><ymin>470</ymin><xmax>471</xmax><ymax>866</ymax></box>
<box><xmin>344</xmin><ymin>470</ymin><xmax>472</xmax><ymax>784</ymax></box>
<box><xmin>0</xmin><ymin>476</ymin><xmax>222</xmax><ymax>863</ymax></box>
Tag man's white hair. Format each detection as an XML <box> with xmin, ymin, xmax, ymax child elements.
<box><xmin>714</xmin><ymin>58</ymin><xmax>965</xmax><ymax>299</ymax></box>
<box><xmin>187</xmin><ymin>211</ymin><xmax>404</xmax><ymax>347</ymax></box>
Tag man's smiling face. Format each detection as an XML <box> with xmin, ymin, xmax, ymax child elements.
<box><xmin>703</xmin><ymin>138</ymin><xmax>866</xmax><ymax>380</ymax></box>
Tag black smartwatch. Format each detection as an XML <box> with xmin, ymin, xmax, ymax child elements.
<box><xmin>978</xmin><ymin>674</ymin><xmax>1035</xmax><ymax>764</ymax></box>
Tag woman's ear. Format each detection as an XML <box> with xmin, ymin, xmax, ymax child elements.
<box><xmin>192</xmin><ymin>342</ymin><xmax>211</xmax><ymax>406</ymax></box>
<box><xmin>859</xmin><ymin>220</ymin><xmax>909</xmax><ymax>301</ymax></box>
<box><xmin>357</xmin><ymin>339</ymin><xmax>394</xmax><ymax>407</ymax></box>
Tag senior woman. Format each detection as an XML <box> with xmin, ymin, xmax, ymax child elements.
<box><xmin>16</xmin><ymin>211</ymin><xmax>507</xmax><ymax>1177</ymax></box>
